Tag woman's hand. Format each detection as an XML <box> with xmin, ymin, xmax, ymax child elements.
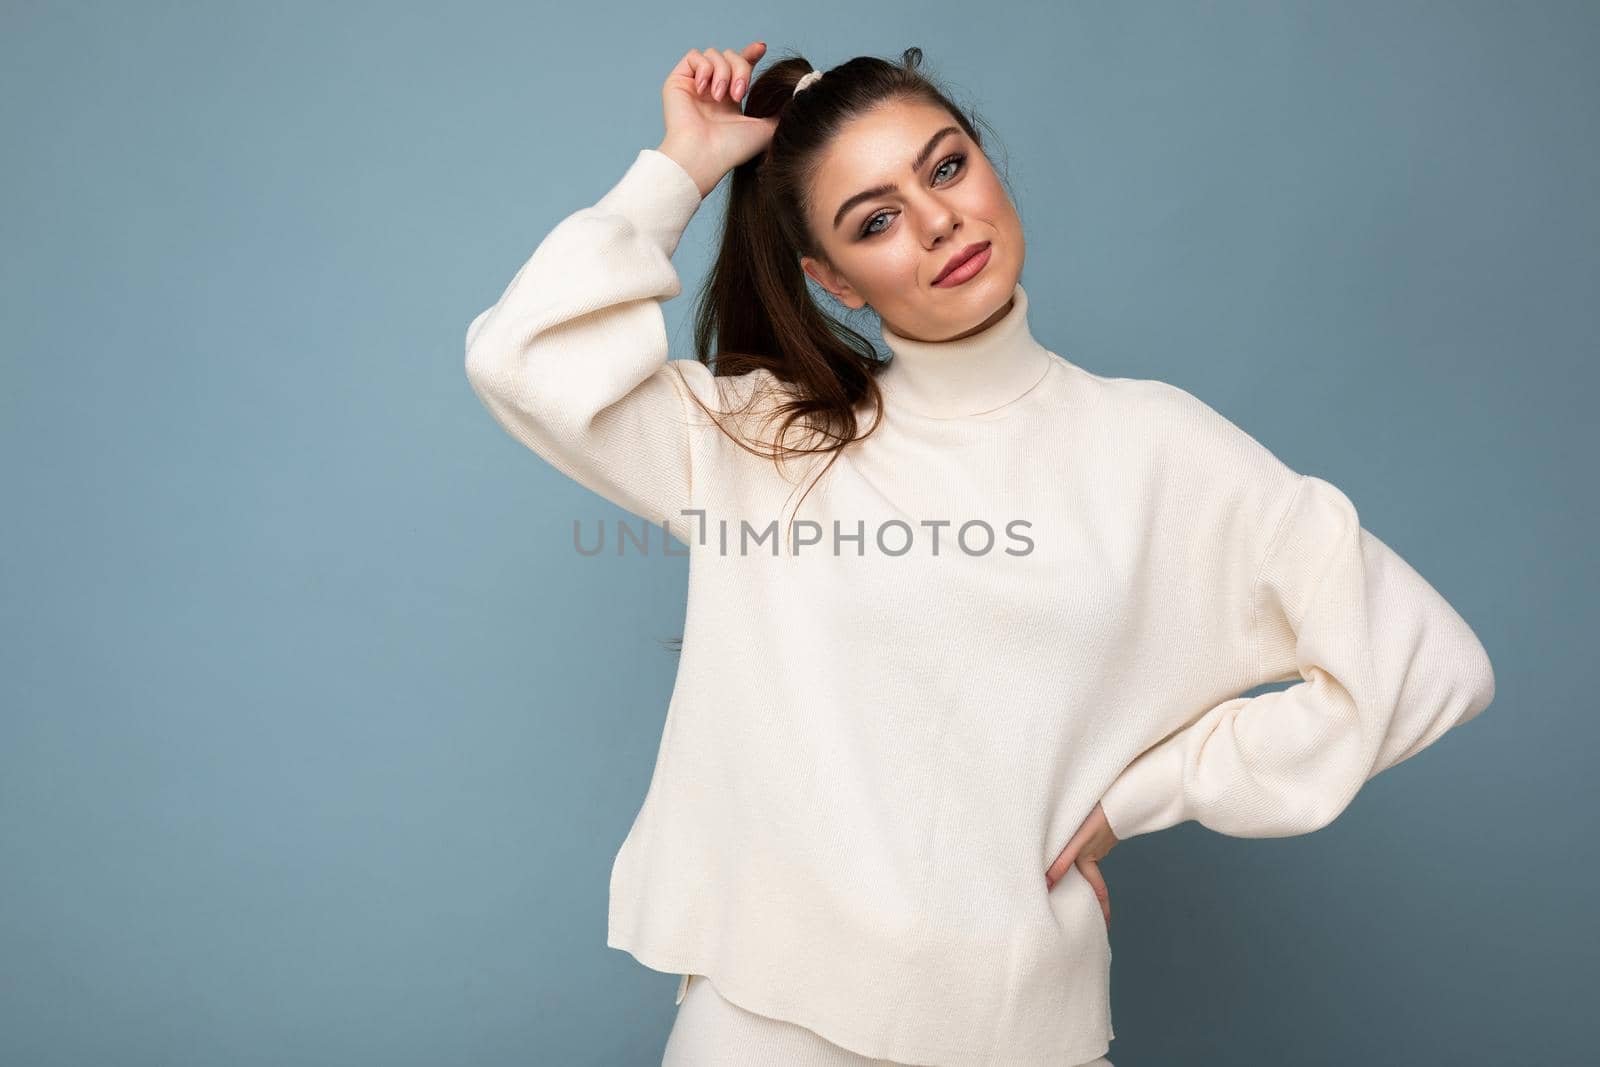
<box><xmin>658</xmin><ymin>42</ymin><xmax>780</xmax><ymax>198</ymax></box>
<box><xmin>1045</xmin><ymin>801</ymin><xmax>1119</xmax><ymax>929</ymax></box>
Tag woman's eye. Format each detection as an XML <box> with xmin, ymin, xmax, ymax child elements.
<box><xmin>856</xmin><ymin>153</ymin><xmax>967</xmax><ymax>240</ymax></box>
<box><xmin>860</xmin><ymin>212</ymin><xmax>891</xmax><ymax>238</ymax></box>
<box><xmin>934</xmin><ymin>153</ymin><xmax>965</xmax><ymax>183</ymax></box>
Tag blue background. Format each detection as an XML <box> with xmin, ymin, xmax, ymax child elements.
<box><xmin>3</xmin><ymin>1</ymin><xmax>1593</xmax><ymax>1064</ymax></box>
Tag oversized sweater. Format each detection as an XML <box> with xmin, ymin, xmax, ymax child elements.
<box><xmin>463</xmin><ymin>146</ymin><xmax>1497</xmax><ymax>1067</ymax></box>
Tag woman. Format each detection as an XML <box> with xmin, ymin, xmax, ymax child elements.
<box><xmin>463</xmin><ymin>40</ymin><xmax>1496</xmax><ymax>1067</ymax></box>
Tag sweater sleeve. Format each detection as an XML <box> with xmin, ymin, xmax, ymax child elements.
<box><xmin>463</xmin><ymin>147</ymin><xmax>712</xmax><ymax>544</ymax></box>
<box><xmin>1098</xmin><ymin>473</ymin><xmax>1498</xmax><ymax>840</ymax></box>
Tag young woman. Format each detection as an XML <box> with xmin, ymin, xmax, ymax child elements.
<box><xmin>463</xmin><ymin>40</ymin><xmax>1496</xmax><ymax>1067</ymax></box>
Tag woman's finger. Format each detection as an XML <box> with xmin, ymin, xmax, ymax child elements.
<box><xmin>701</xmin><ymin>46</ymin><xmax>731</xmax><ymax>101</ymax></box>
<box><xmin>671</xmin><ymin>50</ymin><xmax>699</xmax><ymax>86</ymax></box>
<box><xmin>723</xmin><ymin>48</ymin><xmax>751</xmax><ymax>100</ymax></box>
<box><xmin>696</xmin><ymin>50</ymin><xmax>718</xmax><ymax>94</ymax></box>
<box><xmin>1078</xmin><ymin>857</ymin><xmax>1111</xmax><ymax>929</ymax></box>
<box><xmin>1044</xmin><ymin>840</ymin><xmax>1074</xmax><ymax>888</ymax></box>
<box><xmin>682</xmin><ymin>51</ymin><xmax>709</xmax><ymax>94</ymax></box>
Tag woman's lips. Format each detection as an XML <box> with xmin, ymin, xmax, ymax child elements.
<box><xmin>933</xmin><ymin>242</ymin><xmax>992</xmax><ymax>287</ymax></box>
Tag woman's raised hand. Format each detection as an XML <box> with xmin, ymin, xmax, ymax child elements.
<box><xmin>659</xmin><ymin>42</ymin><xmax>780</xmax><ymax>198</ymax></box>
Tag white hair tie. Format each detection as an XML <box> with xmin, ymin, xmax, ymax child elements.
<box><xmin>792</xmin><ymin>69</ymin><xmax>823</xmax><ymax>97</ymax></box>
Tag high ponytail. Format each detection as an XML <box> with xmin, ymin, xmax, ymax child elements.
<box><xmin>657</xmin><ymin>47</ymin><xmax>1004</xmax><ymax>649</ymax></box>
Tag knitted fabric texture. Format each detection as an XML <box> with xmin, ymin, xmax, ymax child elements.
<box><xmin>463</xmin><ymin>147</ymin><xmax>1497</xmax><ymax>1067</ymax></box>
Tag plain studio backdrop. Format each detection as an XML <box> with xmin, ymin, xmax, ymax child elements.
<box><xmin>1</xmin><ymin>2</ymin><xmax>1593</xmax><ymax>1065</ymax></box>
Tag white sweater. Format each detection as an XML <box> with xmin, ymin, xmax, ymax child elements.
<box><xmin>463</xmin><ymin>146</ymin><xmax>1497</xmax><ymax>1067</ymax></box>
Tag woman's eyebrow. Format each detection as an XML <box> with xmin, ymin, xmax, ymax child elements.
<box><xmin>832</xmin><ymin>126</ymin><xmax>961</xmax><ymax>231</ymax></box>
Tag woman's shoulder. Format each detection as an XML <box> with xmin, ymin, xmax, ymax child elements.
<box><xmin>666</xmin><ymin>360</ymin><xmax>815</xmax><ymax>451</ymax></box>
<box><xmin>1060</xmin><ymin>363</ymin><xmax>1218</xmax><ymax>424</ymax></box>
<box><xmin>1062</xmin><ymin>363</ymin><xmax>1301</xmax><ymax>506</ymax></box>
<box><xmin>1067</xmin><ymin>365</ymin><xmax>1270</xmax><ymax>454</ymax></box>
<box><xmin>667</xmin><ymin>359</ymin><xmax>789</xmax><ymax>410</ymax></box>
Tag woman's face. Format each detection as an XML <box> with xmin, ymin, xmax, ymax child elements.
<box><xmin>798</xmin><ymin>98</ymin><xmax>1025</xmax><ymax>343</ymax></box>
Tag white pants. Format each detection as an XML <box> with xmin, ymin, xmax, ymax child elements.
<box><xmin>663</xmin><ymin>973</ymin><xmax>1114</xmax><ymax>1067</ymax></box>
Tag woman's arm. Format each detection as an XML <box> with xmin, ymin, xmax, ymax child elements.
<box><xmin>464</xmin><ymin>45</ymin><xmax>775</xmax><ymax>547</ymax></box>
<box><xmin>1099</xmin><ymin>473</ymin><xmax>1497</xmax><ymax>840</ymax></box>
<box><xmin>463</xmin><ymin>146</ymin><xmax>713</xmax><ymax>544</ymax></box>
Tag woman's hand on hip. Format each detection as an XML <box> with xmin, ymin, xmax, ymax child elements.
<box><xmin>1045</xmin><ymin>801</ymin><xmax>1119</xmax><ymax>929</ymax></box>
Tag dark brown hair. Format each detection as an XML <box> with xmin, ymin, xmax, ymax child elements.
<box><xmin>658</xmin><ymin>47</ymin><xmax>1007</xmax><ymax>652</ymax></box>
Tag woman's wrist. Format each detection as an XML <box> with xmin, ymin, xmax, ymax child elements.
<box><xmin>656</xmin><ymin>137</ymin><xmax>724</xmax><ymax>200</ymax></box>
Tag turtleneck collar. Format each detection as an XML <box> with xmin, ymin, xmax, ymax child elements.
<box><xmin>875</xmin><ymin>281</ymin><xmax>1054</xmax><ymax>419</ymax></box>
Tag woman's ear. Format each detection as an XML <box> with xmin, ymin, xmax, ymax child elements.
<box><xmin>799</xmin><ymin>254</ymin><xmax>864</xmax><ymax>310</ymax></box>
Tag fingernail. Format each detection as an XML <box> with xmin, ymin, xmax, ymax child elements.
<box><xmin>733</xmin><ymin>79</ymin><xmax>744</xmax><ymax>97</ymax></box>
